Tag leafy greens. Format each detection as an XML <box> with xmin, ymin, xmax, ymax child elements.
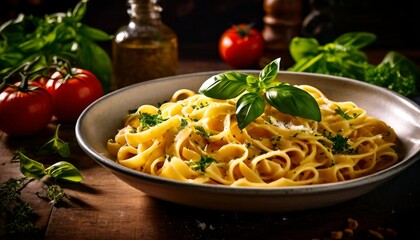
<box><xmin>0</xmin><ymin>0</ymin><xmax>112</xmax><ymax>91</ymax></box>
<box><xmin>288</xmin><ymin>32</ymin><xmax>419</xmax><ymax>96</ymax></box>
<box><xmin>199</xmin><ymin>58</ymin><xmax>321</xmax><ymax>129</ymax></box>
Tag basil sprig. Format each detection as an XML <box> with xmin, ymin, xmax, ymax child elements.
<box><xmin>18</xmin><ymin>152</ymin><xmax>83</xmax><ymax>183</ymax></box>
<box><xmin>199</xmin><ymin>58</ymin><xmax>321</xmax><ymax>129</ymax></box>
<box><xmin>37</xmin><ymin>124</ymin><xmax>70</xmax><ymax>158</ymax></box>
<box><xmin>0</xmin><ymin>0</ymin><xmax>112</xmax><ymax>91</ymax></box>
<box><xmin>287</xmin><ymin>32</ymin><xmax>419</xmax><ymax>96</ymax></box>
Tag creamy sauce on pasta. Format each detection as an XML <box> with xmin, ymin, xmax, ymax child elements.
<box><xmin>107</xmin><ymin>85</ymin><xmax>399</xmax><ymax>187</ymax></box>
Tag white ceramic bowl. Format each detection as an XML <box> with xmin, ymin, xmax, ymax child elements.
<box><xmin>75</xmin><ymin>71</ymin><xmax>420</xmax><ymax>212</ymax></box>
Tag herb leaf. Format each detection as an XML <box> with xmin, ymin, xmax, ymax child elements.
<box><xmin>194</xmin><ymin>126</ymin><xmax>212</xmax><ymax>138</ymax></box>
<box><xmin>333</xmin><ymin>32</ymin><xmax>376</xmax><ymax>49</ymax></box>
<box><xmin>190</xmin><ymin>156</ymin><xmax>217</xmax><ymax>173</ymax></box>
<box><xmin>72</xmin><ymin>0</ymin><xmax>88</xmax><ymax>22</ymax></box>
<box><xmin>327</xmin><ymin>134</ymin><xmax>356</xmax><ymax>154</ymax></box>
<box><xmin>0</xmin><ymin>1</ymin><xmax>113</xmax><ymax>91</ymax></box>
<box><xmin>199</xmin><ymin>72</ymin><xmax>249</xmax><ymax>99</ymax></box>
<box><xmin>288</xmin><ymin>32</ymin><xmax>372</xmax><ymax>81</ymax></box>
<box><xmin>199</xmin><ymin>58</ymin><xmax>321</xmax><ymax>129</ymax></box>
<box><xmin>259</xmin><ymin>58</ymin><xmax>280</xmax><ymax>86</ymax></box>
<box><xmin>289</xmin><ymin>37</ymin><xmax>320</xmax><ymax>62</ymax></box>
<box><xmin>335</xmin><ymin>106</ymin><xmax>360</xmax><ymax>120</ymax></box>
<box><xmin>0</xmin><ymin>178</ymin><xmax>28</xmax><ymax>211</ymax></box>
<box><xmin>365</xmin><ymin>51</ymin><xmax>419</xmax><ymax>96</ymax></box>
<box><xmin>37</xmin><ymin>124</ymin><xmax>70</xmax><ymax>158</ymax></box>
<box><xmin>18</xmin><ymin>152</ymin><xmax>47</xmax><ymax>179</ymax></box>
<box><xmin>46</xmin><ymin>162</ymin><xmax>84</xmax><ymax>183</ymax></box>
<box><xmin>17</xmin><ymin>151</ymin><xmax>83</xmax><ymax>182</ymax></box>
<box><xmin>44</xmin><ymin>184</ymin><xmax>68</xmax><ymax>205</ymax></box>
<box><xmin>265</xmin><ymin>84</ymin><xmax>321</xmax><ymax>121</ymax></box>
<box><xmin>236</xmin><ymin>92</ymin><xmax>265</xmax><ymax>129</ymax></box>
<box><xmin>139</xmin><ymin>110</ymin><xmax>166</xmax><ymax>130</ymax></box>
<box><xmin>288</xmin><ymin>32</ymin><xmax>419</xmax><ymax>96</ymax></box>
<box><xmin>6</xmin><ymin>202</ymin><xmax>37</xmax><ymax>234</ymax></box>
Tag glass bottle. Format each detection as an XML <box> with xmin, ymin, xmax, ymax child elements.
<box><xmin>112</xmin><ymin>0</ymin><xmax>178</xmax><ymax>90</ymax></box>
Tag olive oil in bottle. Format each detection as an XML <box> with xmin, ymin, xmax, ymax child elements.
<box><xmin>112</xmin><ymin>0</ymin><xmax>178</xmax><ymax>90</ymax></box>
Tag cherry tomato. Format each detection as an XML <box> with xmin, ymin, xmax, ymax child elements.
<box><xmin>219</xmin><ymin>24</ymin><xmax>265</xmax><ymax>68</ymax></box>
<box><xmin>45</xmin><ymin>68</ymin><xmax>104</xmax><ymax>122</ymax></box>
<box><xmin>0</xmin><ymin>84</ymin><xmax>54</xmax><ymax>136</ymax></box>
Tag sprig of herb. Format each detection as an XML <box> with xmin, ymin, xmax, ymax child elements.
<box><xmin>335</xmin><ymin>107</ymin><xmax>360</xmax><ymax>120</ymax></box>
<box><xmin>0</xmin><ymin>178</ymin><xmax>30</xmax><ymax>212</ymax></box>
<box><xmin>139</xmin><ymin>110</ymin><xmax>166</xmax><ymax>130</ymax></box>
<box><xmin>199</xmin><ymin>58</ymin><xmax>321</xmax><ymax>129</ymax></box>
<box><xmin>327</xmin><ymin>133</ymin><xmax>356</xmax><ymax>154</ymax></box>
<box><xmin>37</xmin><ymin>124</ymin><xmax>70</xmax><ymax>158</ymax></box>
<box><xmin>194</xmin><ymin>126</ymin><xmax>212</xmax><ymax>138</ymax></box>
<box><xmin>287</xmin><ymin>32</ymin><xmax>419</xmax><ymax>96</ymax></box>
<box><xmin>0</xmin><ymin>0</ymin><xmax>112</xmax><ymax>91</ymax></box>
<box><xmin>6</xmin><ymin>202</ymin><xmax>37</xmax><ymax>235</ymax></box>
<box><xmin>36</xmin><ymin>184</ymin><xmax>69</xmax><ymax>206</ymax></box>
<box><xmin>288</xmin><ymin>32</ymin><xmax>374</xmax><ymax>81</ymax></box>
<box><xmin>190</xmin><ymin>156</ymin><xmax>217</xmax><ymax>173</ymax></box>
<box><xmin>17</xmin><ymin>151</ymin><xmax>83</xmax><ymax>183</ymax></box>
<box><xmin>0</xmin><ymin>178</ymin><xmax>39</xmax><ymax>236</ymax></box>
<box><xmin>364</xmin><ymin>51</ymin><xmax>419</xmax><ymax>96</ymax></box>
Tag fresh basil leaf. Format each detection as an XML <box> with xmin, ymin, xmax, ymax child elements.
<box><xmin>199</xmin><ymin>72</ymin><xmax>248</xmax><ymax>99</ymax></box>
<box><xmin>265</xmin><ymin>84</ymin><xmax>321</xmax><ymax>122</ymax></box>
<box><xmin>54</xmin><ymin>25</ymin><xmax>77</xmax><ymax>42</ymax></box>
<box><xmin>43</xmin><ymin>28</ymin><xmax>58</xmax><ymax>45</ymax></box>
<box><xmin>333</xmin><ymin>32</ymin><xmax>376</xmax><ymax>49</ymax></box>
<box><xmin>37</xmin><ymin>124</ymin><xmax>71</xmax><ymax>158</ymax></box>
<box><xmin>18</xmin><ymin>39</ymin><xmax>44</xmax><ymax>52</ymax></box>
<box><xmin>18</xmin><ymin>152</ymin><xmax>47</xmax><ymax>179</ymax></box>
<box><xmin>76</xmin><ymin>37</ymin><xmax>112</xmax><ymax>91</ymax></box>
<box><xmin>46</xmin><ymin>161</ymin><xmax>84</xmax><ymax>183</ymax></box>
<box><xmin>72</xmin><ymin>0</ymin><xmax>87</xmax><ymax>22</ymax></box>
<box><xmin>0</xmin><ymin>52</ymin><xmax>24</xmax><ymax>66</ymax></box>
<box><xmin>0</xmin><ymin>1</ymin><xmax>112</xmax><ymax>90</ymax></box>
<box><xmin>382</xmin><ymin>51</ymin><xmax>420</xmax><ymax>79</ymax></box>
<box><xmin>289</xmin><ymin>37</ymin><xmax>320</xmax><ymax>62</ymax></box>
<box><xmin>288</xmin><ymin>54</ymin><xmax>324</xmax><ymax>72</ymax></box>
<box><xmin>79</xmin><ymin>24</ymin><xmax>112</xmax><ymax>41</ymax></box>
<box><xmin>259</xmin><ymin>58</ymin><xmax>280</xmax><ymax>86</ymax></box>
<box><xmin>236</xmin><ymin>92</ymin><xmax>265</xmax><ymax>129</ymax></box>
<box><xmin>55</xmin><ymin>141</ymin><xmax>70</xmax><ymax>158</ymax></box>
<box><xmin>246</xmin><ymin>74</ymin><xmax>259</xmax><ymax>90</ymax></box>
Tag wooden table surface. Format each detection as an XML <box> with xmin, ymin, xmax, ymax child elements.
<box><xmin>1</xmin><ymin>50</ymin><xmax>420</xmax><ymax>240</ymax></box>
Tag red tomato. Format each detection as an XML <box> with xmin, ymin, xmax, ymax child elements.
<box><xmin>219</xmin><ymin>24</ymin><xmax>265</xmax><ymax>68</ymax></box>
<box><xmin>31</xmin><ymin>76</ymin><xmax>50</xmax><ymax>87</ymax></box>
<box><xmin>45</xmin><ymin>68</ymin><xmax>104</xmax><ymax>122</ymax></box>
<box><xmin>0</xmin><ymin>84</ymin><xmax>54</xmax><ymax>136</ymax></box>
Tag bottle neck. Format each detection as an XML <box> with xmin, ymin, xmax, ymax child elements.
<box><xmin>127</xmin><ymin>0</ymin><xmax>162</xmax><ymax>22</ymax></box>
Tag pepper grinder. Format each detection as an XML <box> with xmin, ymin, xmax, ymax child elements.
<box><xmin>262</xmin><ymin>0</ymin><xmax>302</xmax><ymax>50</ymax></box>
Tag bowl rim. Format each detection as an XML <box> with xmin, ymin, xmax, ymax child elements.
<box><xmin>75</xmin><ymin>70</ymin><xmax>420</xmax><ymax>196</ymax></box>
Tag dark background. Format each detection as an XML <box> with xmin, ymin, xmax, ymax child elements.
<box><xmin>2</xmin><ymin>0</ymin><xmax>420</xmax><ymax>58</ymax></box>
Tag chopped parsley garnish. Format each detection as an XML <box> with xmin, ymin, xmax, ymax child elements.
<box><xmin>193</xmin><ymin>102</ymin><xmax>209</xmax><ymax>110</ymax></box>
<box><xmin>271</xmin><ymin>136</ymin><xmax>281</xmax><ymax>148</ymax></box>
<box><xmin>180</xmin><ymin>118</ymin><xmax>188</xmax><ymax>128</ymax></box>
<box><xmin>327</xmin><ymin>134</ymin><xmax>356</xmax><ymax>154</ymax></box>
<box><xmin>138</xmin><ymin>110</ymin><xmax>166</xmax><ymax>130</ymax></box>
<box><xmin>194</xmin><ymin>126</ymin><xmax>212</xmax><ymax>138</ymax></box>
<box><xmin>335</xmin><ymin>106</ymin><xmax>360</xmax><ymax>120</ymax></box>
<box><xmin>190</xmin><ymin>156</ymin><xmax>217</xmax><ymax>173</ymax></box>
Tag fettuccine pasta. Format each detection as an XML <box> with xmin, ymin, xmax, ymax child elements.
<box><xmin>107</xmin><ymin>85</ymin><xmax>399</xmax><ymax>187</ymax></box>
